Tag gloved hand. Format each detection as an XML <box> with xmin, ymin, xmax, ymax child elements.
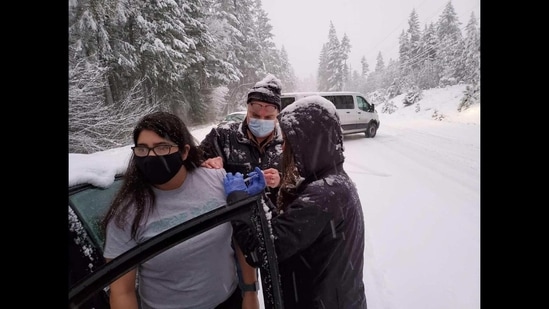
<box><xmin>245</xmin><ymin>166</ymin><xmax>266</xmax><ymax>196</ymax></box>
<box><xmin>224</xmin><ymin>172</ymin><xmax>247</xmax><ymax>196</ymax></box>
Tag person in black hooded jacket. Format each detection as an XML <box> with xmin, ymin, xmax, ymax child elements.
<box><xmin>225</xmin><ymin>95</ymin><xmax>368</xmax><ymax>308</ymax></box>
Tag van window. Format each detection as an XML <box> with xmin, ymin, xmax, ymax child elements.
<box><xmin>357</xmin><ymin>96</ymin><xmax>371</xmax><ymax>112</ymax></box>
<box><xmin>281</xmin><ymin>97</ymin><xmax>295</xmax><ymax>110</ymax></box>
<box><xmin>323</xmin><ymin>95</ymin><xmax>354</xmax><ymax>109</ymax></box>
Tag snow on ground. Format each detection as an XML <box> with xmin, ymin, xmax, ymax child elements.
<box><xmin>69</xmin><ymin>84</ymin><xmax>480</xmax><ymax>309</ymax></box>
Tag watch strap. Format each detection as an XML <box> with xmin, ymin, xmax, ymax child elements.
<box><xmin>239</xmin><ymin>281</ymin><xmax>259</xmax><ymax>292</ymax></box>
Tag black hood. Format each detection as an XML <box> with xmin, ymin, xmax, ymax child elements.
<box><xmin>278</xmin><ymin>95</ymin><xmax>345</xmax><ymax>180</ymax></box>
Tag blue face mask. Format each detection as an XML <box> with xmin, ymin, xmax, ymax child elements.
<box><xmin>248</xmin><ymin>118</ymin><xmax>276</xmax><ymax>138</ymax></box>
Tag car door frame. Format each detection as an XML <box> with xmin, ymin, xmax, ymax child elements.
<box><xmin>69</xmin><ymin>194</ymin><xmax>284</xmax><ymax>309</ymax></box>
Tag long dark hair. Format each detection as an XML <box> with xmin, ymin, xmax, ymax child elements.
<box><xmin>276</xmin><ymin>140</ymin><xmax>300</xmax><ymax>212</ymax></box>
<box><xmin>101</xmin><ymin>111</ymin><xmax>204</xmax><ymax>241</ymax></box>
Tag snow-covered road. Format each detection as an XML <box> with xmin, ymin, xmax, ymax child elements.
<box><xmin>346</xmin><ymin>116</ymin><xmax>480</xmax><ymax>309</ymax></box>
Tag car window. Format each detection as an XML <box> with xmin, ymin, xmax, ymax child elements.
<box><xmin>224</xmin><ymin>113</ymin><xmax>245</xmax><ymax>122</ymax></box>
<box><xmin>68</xmin><ymin>207</ymin><xmax>110</xmax><ymax>308</ymax></box>
<box><xmin>357</xmin><ymin>96</ymin><xmax>371</xmax><ymax>112</ymax></box>
<box><xmin>323</xmin><ymin>95</ymin><xmax>354</xmax><ymax>109</ymax></box>
<box><xmin>69</xmin><ymin>178</ymin><xmax>124</xmax><ymax>249</ymax></box>
<box><xmin>219</xmin><ymin>112</ymin><xmax>246</xmax><ymax>126</ymax></box>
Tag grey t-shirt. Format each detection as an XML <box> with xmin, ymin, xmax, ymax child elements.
<box><xmin>104</xmin><ymin>167</ymin><xmax>237</xmax><ymax>309</ymax></box>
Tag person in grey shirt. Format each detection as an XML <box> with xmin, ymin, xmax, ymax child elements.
<box><xmin>101</xmin><ymin>111</ymin><xmax>259</xmax><ymax>309</ymax></box>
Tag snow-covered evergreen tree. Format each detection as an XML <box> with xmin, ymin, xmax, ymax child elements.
<box><xmin>462</xmin><ymin>12</ymin><xmax>480</xmax><ymax>85</ymax></box>
<box><xmin>322</xmin><ymin>21</ymin><xmax>345</xmax><ymax>91</ymax></box>
<box><xmin>340</xmin><ymin>33</ymin><xmax>352</xmax><ymax>89</ymax></box>
<box><xmin>436</xmin><ymin>1</ymin><xmax>464</xmax><ymax>86</ymax></box>
<box><xmin>317</xmin><ymin>44</ymin><xmax>330</xmax><ymax>91</ymax></box>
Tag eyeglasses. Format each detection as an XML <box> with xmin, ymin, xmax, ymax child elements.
<box><xmin>249</xmin><ymin>102</ymin><xmax>277</xmax><ymax>113</ymax></box>
<box><xmin>131</xmin><ymin>144</ymin><xmax>178</xmax><ymax>157</ymax></box>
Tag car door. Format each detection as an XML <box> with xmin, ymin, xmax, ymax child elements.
<box><xmin>69</xmin><ymin>201</ymin><xmax>111</xmax><ymax>308</ymax></box>
<box><xmin>356</xmin><ymin>95</ymin><xmax>374</xmax><ymax>131</ymax></box>
<box><xmin>69</xmin><ymin>191</ymin><xmax>284</xmax><ymax>309</ymax></box>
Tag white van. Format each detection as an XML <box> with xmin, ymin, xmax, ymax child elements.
<box><xmin>280</xmin><ymin>91</ymin><xmax>380</xmax><ymax>137</ymax></box>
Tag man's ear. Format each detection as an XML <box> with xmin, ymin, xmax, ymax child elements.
<box><xmin>181</xmin><ymin>144</ymin><xmax>191</xmax><ymax>160</ymax></box>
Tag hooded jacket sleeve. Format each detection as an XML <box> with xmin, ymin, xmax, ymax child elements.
<box><xmin>270</xmin><ymin>198</ymin><xmax>333</xmax><ymax>262</ymax></box>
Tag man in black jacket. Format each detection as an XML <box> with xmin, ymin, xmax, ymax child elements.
<box><xmin>225</xmin><ymin>95</ymin><xmax>368</xmax><ymax>308</ymax></box>
<box><xmin>200</xmin><ymin>74</ymin><xmax>284</xmax><ymax>205</ymax></box>
<box><xmin>200</xmin><ymin>74</ymin><xmax>285</xmax><ymax>303</ymax></box>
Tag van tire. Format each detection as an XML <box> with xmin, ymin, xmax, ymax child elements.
<box><xmin>365</xmin><ymin>122</ymin><xmax>377</xmax><ymax>138</ymax></box>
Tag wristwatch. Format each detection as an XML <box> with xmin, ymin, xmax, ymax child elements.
<box><xmin>239</xmin><ymin>281</ymin><xmax>259</xmax><ymax>292</ymax></box>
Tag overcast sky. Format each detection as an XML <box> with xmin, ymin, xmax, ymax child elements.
<box><xmin>261</xmin><ymin>0</ymin><xmax>481</xmax><ymax>79</ymax></box>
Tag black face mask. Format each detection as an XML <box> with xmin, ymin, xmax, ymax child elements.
<box><xmin>134</xmin><ymin>152</ymin><xmax>184</xmax><ymax>185</ymax></box>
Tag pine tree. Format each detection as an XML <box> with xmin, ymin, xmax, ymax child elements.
<box><xmin>462</xmin><ymin>12</ymin><xmax>480</xmax><ymax>84</ymax></box>
<box><xmin>360</xmin><ymin>56</ymin><xmax>370</xmax><ymax>77</ymax></box>
<box><xmin>340</xmin><ymin>33</ymin><xmax>352</xmax><ymax>89</ymax></box>
<box><xmin>325</xmin><ymin>21</ymin><xmax>344</xmax><ymax>91</ymax></box>
<box><xmin>407</xmin><ymin>9</ymin><xmax>422</xmax><ymax>70</ymax></box>
<box><xmin>436</xmin><ymin>1</ymin><xmax>464</xmax><ymax>86</ymax></box>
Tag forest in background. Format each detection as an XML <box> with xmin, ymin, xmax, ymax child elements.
<box><xmin>69</xmin><ymin>0</ymin><xmax>480</xmax><ymax>153</ymax></box>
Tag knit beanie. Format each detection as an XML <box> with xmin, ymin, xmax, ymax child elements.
<box><xmin>247</xmin><ymin>74</ymin><xmax>282</xmax><ymax>110</ymax></box>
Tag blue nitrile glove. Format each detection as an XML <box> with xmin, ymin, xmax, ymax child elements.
<box><xmin>245</xmin><ymin>166</ymin><xmax>266</xmax><ymax>196</ymax></box>
<box><xmin>224</xmin><ymin>172</ymin><xmax>247</xmax><ymax>196</ymax></box>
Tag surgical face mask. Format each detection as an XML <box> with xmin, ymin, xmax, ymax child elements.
<box><xmin>248</xmin><ymin>118</ymin><xmax>275</xmax><ymax>138</ymax></box>
<box><xmin>134</xmin><ymin>152</ymin><xmax>183</xmax><ymax>184</ymax></box>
